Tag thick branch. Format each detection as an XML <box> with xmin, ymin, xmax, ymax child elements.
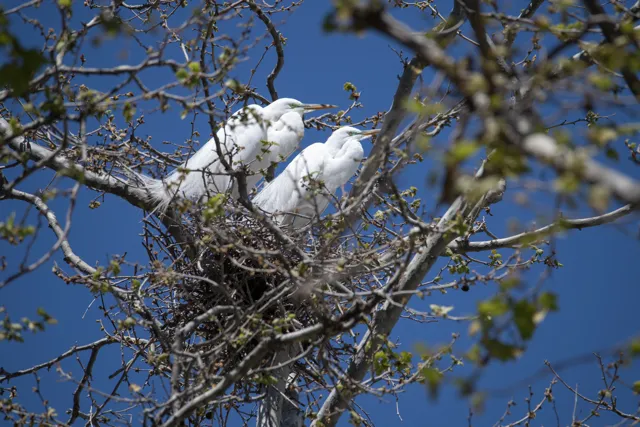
<box><xmin>583</xmin><ymin>0</ymin><xmax>640</xmax><ymax>98</ymax></box>
<box><xmin>344</xmin><ymin>0</ymin><xmax>466</xmax><ymax>222</ymax></box>
<box><xmin>0</xmin><ymin>117</ymin><xmax>196</xmax><ymax>258</ymax></box>
<box><xmin>451</xmin><ymin>204</ymin><xmax>634</xmax><ymax>252</ymax></box>
<box><xmin>312</xmin><ymin>163</ymin><xmax>503</xmax><ymax>427</ymax></box>
<box><xmin>521</xmin><ymin>134</ymin><xmax>640</xmax><ymax>207</ymax></box>
<box><xmin>1</xmin><ymin>117</ymin><xmax>153</xmax><ymax>211</ymax></box>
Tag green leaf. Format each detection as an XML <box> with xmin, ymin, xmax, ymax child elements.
<box><xmin>175</xmin><ymin>68</ymin><xmax>189</xmax><ymax>80</ymax></box>
<box><xmin>110</xmin><ymin>260</ymin><xmax>121</xmax><ymax>276</ymax></box>
<box><xmin>554</xmin><ymin>173</ymin><xmax>579</xmax><ymax>194</ymax></box>
<box><xmin>322</xmin><ymin>12</ymin><xmax>337</xmax><ymax>32</ymax></box>
<box><xmin>499</xmin><ymin>276</ymin><xmax>520</xmax><ymax>291</ymax></box>
<box><xmin>588</xmin><ymin>72</ymin><xmax>613</xmax><ymax>91</ymax></box>
<box><xmin>430</xmin><ymin>304</ymin><xmax>454</xmax><ymax>317</ymax></box>
<box><xmin>483</xmin><ymin>339</ymin><xmax>521</xmax><ymax>361</ymax></box>
<box><xmin>449</xmin><ymin>141</ymin><xmax>480</xmax><ymax>164</ymax></box>
<box><xmin>465</xmin><ymin>344</ymin><xmax>481</xmax><ymax>364</ymax></box>
<box><xmin>397</xmin><ymin>351</ymin><xmax>412</xmax><ymax>370</ymax></box>
<box><xmin>202</xmin><ymin>193</ymin><xmax>227</xmax><ymax>221</ymax></box>
<box><xmin>348</xmin><ymin>411</ymin><xmax>362</xmax><ymax>426</ymax></box>
<box><xmin>538</xmin><ymin>292</ymin><xmax>558</xmax><ymax>312</ymax></box>
<box><xmin>343</xmin><ymin>82</ymin><xmax>356</xmax><ymax>92</ymax></box>
<box><xmin>420</xmin><ymin>366</ymin><xmax>442</xmax><ymax>398</ymax></box>
<box><xmin>513</xmin><ymin>300</ymin><xmax>536</xmax><ymax>340</ymax></box>
<box><xmin>464</xmin><ymin>73</ymin><xmax>488</xmax><ymax>93</ymax></box>
<box><xmin>588</xmin><ymin>185</ymin><xmax>610</xmax><ymax>212</ymax></box>
<box><xmin>589</xmin><ymin>127</ymin><xmax>618</xmax><ymax>146</ymax></box>
<box><xmin>123</xmin><ymin>102</ymin><xmax>136</xmax><ymax>122</ymax></box>
<box><xmin>0</xmin><ymin>40</ymin><xmax>47</xmax><ymax>96</ymax></box>
<box><xmin>478</xmin><ymin>297</ymin><xmax>509</xmax><ymax>317</ymax></box>
<box><xmin>605</xmin><ymin>147</ymin><xmax>619</xmax><ymax>161</ymax></box>
<box><xmin>373</xmin><ymin>350</ymin><xmax>389</xmax><ymax>375</ymax></box>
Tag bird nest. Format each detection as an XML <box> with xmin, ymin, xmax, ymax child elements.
<box><xmin>155</xmin><ymin>208</ymin><xmax>323</xmax><ymax>373</ymax></box>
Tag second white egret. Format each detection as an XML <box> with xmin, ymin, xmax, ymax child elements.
<box><xmin>252</xmin><ymin>126</ymin><xmax>380</xmax><ymax>228</ymax></box>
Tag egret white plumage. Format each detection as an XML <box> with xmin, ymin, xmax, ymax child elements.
<box><xmin>252</xmin><ymin>126</ymin><xmax>380</xmax><ymax>228</ymax></box>
<box><xmin>140</xmin><ymin>98</ymin><xmax>335</xmax><ymax>213</ymax></box>
<box><xmin>233</xmin><ymin>110</ymin><xmax>305</xmax><ymax>198</ymax></box>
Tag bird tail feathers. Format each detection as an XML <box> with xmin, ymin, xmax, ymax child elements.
<box><xmin>120</xmin><ymin>164</ymin><xmax>174</xmax><ymax>215</ymax></box>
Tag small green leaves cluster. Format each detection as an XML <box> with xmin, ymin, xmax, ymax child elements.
<box><xmin>202</xmin><ymin>194</ymin><xmax>227</xmax><ymax>222</ymax></box>
<box><xmin>270</xmin><ymin>312</ymin><xmax>296</xmax><ymax>333</ymax></box>
<box><xmin>176</xmin><ymin>62</ymin><xmax>202</xmax><ymax>88</ymax></box>
<box><xmin>370</xmin><ymin>337</ymin><xmax>414</xmax><ymax>378</ymax></box>
<box><xmin>470</xmin><ymin>290</ymin><xmax>559</xmax><ymax>362</ymax></box>
<box><xmin>343</xmin><ymin>81</ymin><xmax>360</xmax><ymax>101</ymax></box>
<box><xmin>0</xmin><ymin>213</ymin><xmax>35</xmax><ymax>245</ymax></box>
<box><xmin>0</xmin><ymin>307</ymin><xmax>57</xmax><ymax>342</ymax></box>
<box><xmin>0</xmin><ymin>12</ymin><xmax>47</xmax><ymax>96</ymax></box>
<box><xmin>405</xmin><ymin>97</ymin><xmax>445</xmax><ymax>117</ymax></box>
<box><xmin>322</xmin><ymin>0</ymin><xmax>360</xmax><ymax>32</ymax></box>
<box><xmin>446</xmin><ymin>248</ymin><xmax>470</xmax><ymax>275</ymax></box>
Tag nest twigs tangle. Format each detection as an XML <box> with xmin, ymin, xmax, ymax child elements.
<box><xmin>97</xmin><ymin>195</ymin><xmax>383</xmax><ymax>421</ymax></box>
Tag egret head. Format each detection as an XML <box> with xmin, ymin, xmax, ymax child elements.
<box><xmin>325</xmin><ymin>126</ymin><xmax>381</xmax><ymax>154</ymax></box>
<box><xmin>262</xmin><ymin>98</ymin><xmax>337</xmax><ymax>120</ymax></box>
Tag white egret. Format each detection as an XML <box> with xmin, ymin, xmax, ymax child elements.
<box><xmin>234</xmin><ymin>110</ymin><xmax>305</xmax><ymax>198</ymax></box>
<box><xmin>252</xmin><ymin>126</ymin><xmax>380</xmax><ymax>228</ymax></box>
<box><xmin>140</xmin><ymin>98</ymin><xmax>335</xmax><ymax>213</ymax></box>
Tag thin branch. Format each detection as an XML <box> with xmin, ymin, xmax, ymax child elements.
<box><xmin>248</xmin><ymin>0</ymin><xmax>285</xmax><ymax>101</ymax></box>
<box><xmin>0</xmin><ymin>338</ymin><xmax>113</xmax><ymax>382</ymax></box>
<box><xmin>67</xmin><ymin>345</ymin><xmax>101</xmax><ymax>424</ymax></box>
<box><xmin>4</xmin><ymin>188</ymin><xmax>97</xmax><ymax>276</ymax></box>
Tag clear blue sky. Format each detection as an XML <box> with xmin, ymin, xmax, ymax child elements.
<box><xmin>1</xmin><ymin>0</ymin><xmax>639</xmax><ymax>425</ymax></box>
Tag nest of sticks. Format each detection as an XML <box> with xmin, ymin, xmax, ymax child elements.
<box><xmin>154</xmin><ymin>207</ymin><xmax>326</xmax><ymax>382</ymax></box>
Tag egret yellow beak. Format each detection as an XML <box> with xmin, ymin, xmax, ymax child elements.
<box><xmin>302</xmin><ymin>103</ymin><xmax>337</xmax><ymax>111</ymax></box>
<box><xmin>361</xmin><ymin>129</ymin><xmax>381</xmax><ymax>137</ymax></box>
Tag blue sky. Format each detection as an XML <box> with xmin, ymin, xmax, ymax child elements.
<box><xmin>1</xmin><ymin>0</ymin><xmax>639</xmax><ymax>425</ymax></box>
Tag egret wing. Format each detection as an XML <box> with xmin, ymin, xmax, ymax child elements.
<box><xmin>253</xmin><ymin>143</ymin><xmax>326</xmax><ymax>226</ymax></box>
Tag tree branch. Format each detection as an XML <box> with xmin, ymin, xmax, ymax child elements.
<box><xmin>248</xmin><ymin>1</ymin><xmax>285</xmax><ymax>101</ymax></box>
<box><xmin>583</xmin><ymin>0</ymin><xmax>640</xmax><ymax>99</ymax></box>
<box><xmin>450</xmin><ymin>204</ymin><xmax>635</xmax><ymax>253</ymax></box>
<box><xmin>0</xmin><ymin>117</ymin><xmax>153</xmax><ymax>211</ymax></box>
<box><xmin>4</xmin><ymin>188</ymin><xmax>97</xmax><ymax>276</ymax></box>
<box><xmin>520</xmin><ymin>133</ymin><xmax>640</xmax><ymax>207</ymax></box>
<box><xmin>312</xmin><ymin>161</ymin><xmax>504</xmax><ymax>427</ymax></box>
<box><xmin>0</xmin><ymin>116</ymin><xmax>196</xmax><ymax>259</ymax></box>
<box><xmin>0</xmin><ymin>337</ymin><xmax>113</xmax><ymax>382</ymax></box>
<box><xmin>344</xmin><ymin>0</ymin><xmax>467</xmax><ymax>223</ymax></box>
<box><xmin>341</xmin><ymin>8</ymin><xmax>640</xmax><ymax>209</ymax></box>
